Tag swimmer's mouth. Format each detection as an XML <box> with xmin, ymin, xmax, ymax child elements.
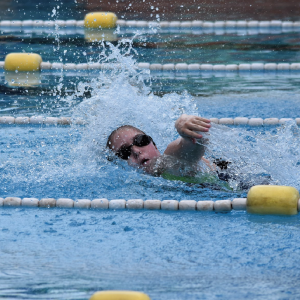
<box><xmin>141</xmin><ymin>158</ymin><xmax>149</xmax><ymax>165</ymax></box>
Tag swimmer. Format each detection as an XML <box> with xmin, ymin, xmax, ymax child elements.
<box><xmin>106</xmin><ymin>114</ymin><xmax>217</xmax><ymax>179</ymax></box>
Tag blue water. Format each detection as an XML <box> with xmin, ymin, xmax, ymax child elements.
<box><xmin>1</xmin><ymin>1</ymin><xmax>300</xmax><ymax>299</ymax></box>
<box><xmin>1</xmin><ymin>208</ymin><xmax>300</xmax><ymax>300</ymax></box>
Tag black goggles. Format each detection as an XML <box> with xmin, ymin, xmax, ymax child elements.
<box><xmin>116</xmin><ymin>134</ymin><xmax>154</xmax><ymax>160</ymax></box>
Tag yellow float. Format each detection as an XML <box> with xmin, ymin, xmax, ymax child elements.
<box><xmin>89</xmin><ymin>291</ymin><xmax>151</xmax><ymax>300</ymax></box>
<box><xmin>4</xmin><ymin>53</ymin><xmax>42</xmax><ymax>72</ymax></box>
<box><xmin>247</xmin><ymin>185</ymin><xmax>299</xmax><ymax>215</ymax></box>
<box><xmin>84</xmin><ymin>12</ymin><xmax>118</xmax><ymax>29</ymax></box>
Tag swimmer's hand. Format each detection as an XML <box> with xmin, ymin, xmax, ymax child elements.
<box><xmin>175</xmin><ymin>114</ymin><xmax>211</xmax><ymax>141</ymax></box>
<box><xmin>164</xmin><ymin>114</ymin><xmax>210</xmax><ymax>163</ymax></box>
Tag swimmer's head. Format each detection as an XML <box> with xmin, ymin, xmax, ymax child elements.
<box><xmin>106</xmin><ymin>125</ymin><xmax>160</xmax><ymax>171</ymax></box>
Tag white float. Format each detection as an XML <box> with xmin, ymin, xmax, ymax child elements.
<box><xmin>179</xmin><ymin>200</ymin><xmax>196</xmax><ymax>210</ymax></box>
<box><xmin>200</xmin><ymin>64</ymin><xmax>213</xmax><ymax>71</ymax></box>
<box><xmin>213</xmin><ymin>64</ymin><xmax>226</xmax><ymax>71</ymax></box>
<box><xmin>44</xmin><ymin>117</ymin><xmax>58</xmax><ymax>125</ymax></box>
<box><xmin>188</xmin><ymin>64</ymin><xmax>200</xmax><ymax>71</ymax></box>
<box><xmin>219</xmin><ymin>118</ymin><xmax>234</xmax><ymax>125</ymax></box>
<box><xmin>210</xmin><ymin>118</ymin><xmax>219</xmax><ymax>124</ymax></box>
<box><xmin>11</xmin><ymin>20</ymin><xmax>22</xmax><ymax>27</ymax></box>
<box><xmin>29</xmin><ymin>116</ymin><xmax>44</xmax><ymax>124</ymax></box>
<box><xmin>126</xmin><ymin>20</ymin><xmax>137</xmax><ymax>27</ymax></box>
<box><xmin>214</xmin><ymin>200</ymin><xmax>232</xmax><ymax>212</ymax></box>
<box><xmin>251</xmin><ymin>63</ymin><xmax>264</xmax><ymax>70</ymax></box>
<box><xmin>264</xmin><ymin>63</ymin><xmax>277</xmax><ymax>71</ymax></box>
<box><xmin>57</xmin><ymin>198</ymin><xmax>74</xmax><ymax>208</ymax></box>
<box><xmin>51</xmin><ymin>63</ymin><xmax>64</xmax><ymax>70</ymax></box>
<box><xmin>175</xmin><ymin>63</ymin><xmax>188</xmax><ymax>71</ymax></box>
<box><xmin>91</xmin><ymin>199</ymin><xmax>109</xmax><ymax>209</ymax></box>
<box><xmin>15</xmin><ymin>117</ymin><xmax>30</xmax><ymax>124</ymax></box>
<box><xmin>239</xmin><ymin>64</ymin><xmax>251</xmax><ymax>71</ymax></box>
<box><xmin>137</xmin><ymin>62</ymin><xmax>150</xmax><ymax>69</ymax></box>
<box><xmin>136</xmin><ymin>21</ymin><xmax>148</xmax><ymax>27</ymax></box>
<box><xmin>248</xmin><ymin>118</ymin><xmax>263</xmax><ymax>126</ymax></box>
<box><xmin>192</xmin><ymin>20</ymin><xmax>203</xmax><ymax>27</ymax></box>
<box><xmin>259</xmin><ymin>21</ymin><xmax>270</xmax><ymax>27</ymax></box>
<box><xmin>236</xmin><ymin>21</ymin><xmax>247</xmax><ymax>27</ymax></box>
<box><xmin>65</xmin><ymin>20</ymin><xmax>77</xmax><ymax>27</ymax></box>
<box><xmin>76</xmin><ymin>63</ymin><xmax>88</xmax><ymax>70</ymax></box>
<box><xmin>39</xmin><ymin>198</ymin><xmax>56</xmax><ymax>207</ymax></box>
<box><xmin>169</xmin><ymin>21</ymin><xmax>181</xmax><ymax>27</ymax></box>
<box><xmin>160</xmin><ymin>21</ymin><xmax>170</xmax><ymax>28</ymax></box>
<box><xmin>22</xmin><ymin>20</ymin><xmax>34</xmax><ymax>27</ymax></box>
<box><xmin>247</xmin><ymin>20</ymin><xmax>259</xmax><ymax>27</ymax></box>
<box><xmin>64</xmin><ymin>63</ymin><xmax>77</xmax><ymax>70</ymax></box>
<box><xmin>109</xmin><ymin>199</ymin><xmax>126</xmax><ymax>209</ymax></box>
<box><xmin>202</xmin><ymin>22</ymin><xmax>214</xmax><ymax>28</ymax></box>
<box><xmin>291</xmin><ymin>63</ymin><xmax>300</xmax><ymax>70</ymax></box>
<box><xmin>277</xmin><ymin>63</ymin><xmax>290</xmax><ymax>71</ymax></box>
<box><xmin>279</xmin><ymin>118</ymin><xmax>294</xmax><ymax>124</ymax></box>
<box><xmin>149</xmin><ymin>64</ymin><xmax>163</xmax><ymax>71</ymax></box>
<box><xmin>0</xmin><ymin>116</ymin><xmax>15</xmax><ymax>124</ymax></box>
<box><xmin>40</xmin><ymin>62</ymin><xmax>52</xmax><ymax>70</ymax></box>
<box><xmin>76</xmin><ymin>20</ymin><xmax>85</xmax><ymax>27</ymax></box>
<box><xmin>197</xmin><ymin>201</ymin><xmax>214</xmax><ymax>211</ymax></box>
<box><xmin>58</xmin><ymin>117</ymin><xmax>72</xmax><ymax>125</ymax></box>
<box><xmin>126</xmin><ymin>199</ymin><xmax>144</xmax><ymax>209</ymax></box>
<box><xmin>4</xmin><ymin>197</ymin><xmax>21</xmax><ymax>206</ymax></box>
<box><xmin>181</xmin><ymin>21</ymin><xmax>192</xmax><ymax>28</ymax></box>
<box><xmin>234</xmin><ymin>117</ymin><xmax>249</xmax><ymax>125</ymax></box>
<box><xmin>226</xmin><ymin>64</ymin><xmax>238</xmax><ymax>71</ymax></box>
<box><xmin>232</xmin><ymin>198</ymin><xmax>247</xmax><ymax>210</ymax></box>
<box><xmin>74</xmin><ymin>199</ymin><xmax>91</xmax><ymax>209</ymax></box>
<box><xmin>162</xmin><ymin>64</ymin><xmax>175</xmax><ymax>71</ymax></box>
<box><xmin>264</xmin><ymin>118</ymin><xmax>279</xmax><ymax>125</ymax></box>
<box><xmin>22</xmin><ymin>198</ymin><xmax>39</xmax><ymax>207</ymax></box>
<box><xmin>144</xmin><ymin>200</ymin><xmax>161</xmax><ymax>210</ymax></box>
<box><xmin>225</xmin><ymin>21</ymin><xmax>236</xmax><ymax>27</ymax></box>
<box><xmin>161</xmin><ymin>200</ymin><xmax>179</xmax><ymax>210</ymax></box>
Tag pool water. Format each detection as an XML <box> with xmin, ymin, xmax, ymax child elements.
<box><xmin>1</xmin><ymin>1</ymin><xmax>300</xmax><ymax>299</ymax></box>
<box><xmin>1</xmin><ymin>208</ymin><xmax>300</xmax><ymax>300</ymax></box>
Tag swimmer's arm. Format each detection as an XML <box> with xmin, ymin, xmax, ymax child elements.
<box><xmin>163</xmin><ymin>114</ymin><xmax>211</xmax><ymax>163</ymax></box>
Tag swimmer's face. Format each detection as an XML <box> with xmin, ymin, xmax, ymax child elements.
<box><xmin>110</xmin><ymin>128</ymin><xmax>161</xmax><ymax>171</ymax></box>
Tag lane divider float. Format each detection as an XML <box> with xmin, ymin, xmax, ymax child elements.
<box><xmin>137</xmin><ymin>62</ymin><xmax>300</xmax><ymax>72</ymax></box>
<box><xmin>89</xmin><ymin>291</ymin><xmax>150</xmax><ymax>300</ymax></box>
<box><xmin>1</xmin><ymin>185</ymin><xmax>299</xmax><ymax>215</ymax></box>
<box><xmin>1</xmin><ymin>14</ymin><xmax>300</xmax><ymax>30</ymax></box>
<box><xmin>1</xmin><ymin>53</ymin><xmax>300</xmax><ymax>74</ymax></box>
<box><xmin>0</xmin><ymin>116</ymin><xmax>299</xmax><ymax>126</ymax></box>
<box><xmin>0</xmin><ymin>116</ymin><xmax>85</xmax><ymax>125</ymax></box>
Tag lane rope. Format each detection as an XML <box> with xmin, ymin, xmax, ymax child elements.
<box><xmin>0</xmin><ymin>197</ymin><xmax>248</xmax><ymax>212</ymax></box>
<box><xmin>1</xmin><ymin>60</ymin><xmax>300</xmax><ymax>72</ymax></box>
<box><xmin>1</xmin><ymin>19</ymin><xmax>300</xmax><ymax>30</ymax></box>
<box><xmin>0</xmin><ymin>116</ymin><xmax>299</xmax><ymax>126</ymax></box>
<box><xmin>1</xmin><ymin>187</ymin><xmax>300</xmax><ymax>216</ymax></box>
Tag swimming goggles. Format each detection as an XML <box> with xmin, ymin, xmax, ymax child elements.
<box><xmin>116</xmin><ymin>134</ymin><xmax>154</xmax><ymax>160</ymax></box>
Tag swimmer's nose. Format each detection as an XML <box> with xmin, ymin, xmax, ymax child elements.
<box><xmin>131</xmin><ymin>145</ymin><xmax>146</xmax><ymax>164</ymax></box>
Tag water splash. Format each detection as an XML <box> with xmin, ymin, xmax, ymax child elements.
<box><xmin>199</xmin><ymin>121</ymin><xmax>300</xmax><ymax>189</ymax></box>
<box><xmin>69</xmin><ymin>42</ymin><xmax>300</xmax><ymax>191</ymax></box>
<box><xmin>71</xmin><ymin>42</ymin><xmax>198</xmax><ymax>163</ymax></box>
